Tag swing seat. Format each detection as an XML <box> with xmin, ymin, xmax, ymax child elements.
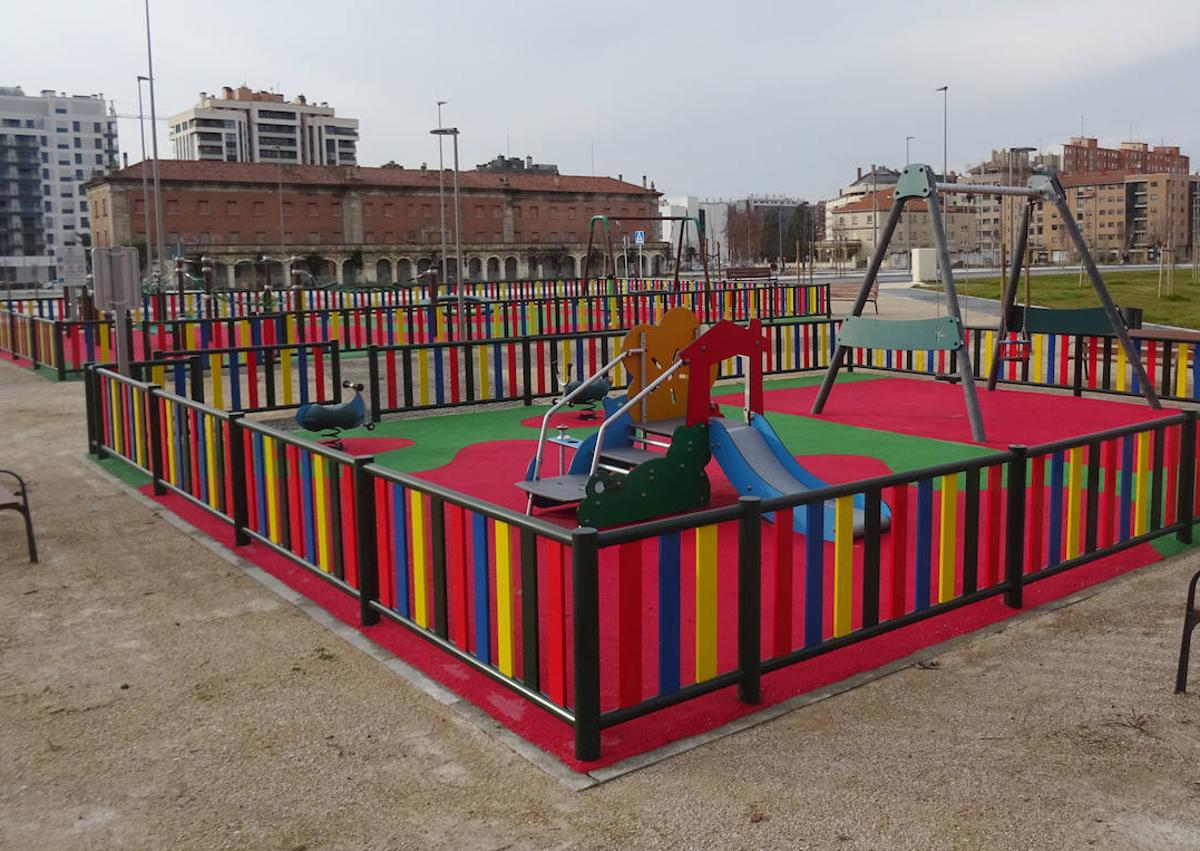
<box><xmin>837</xmin><ymin>315</ymin><xmax>963</xmax><ymax>352</ymax></box>
<box><xmin>997</xmin><ymin>338</ymin><xmax>1031</xmax><ymax>362</ymax></box>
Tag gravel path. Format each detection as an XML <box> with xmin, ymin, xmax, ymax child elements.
<box><xmin>2</xmin><ymin>359</ymin><xmax>1200</xmax><ymax>850</ymax></box>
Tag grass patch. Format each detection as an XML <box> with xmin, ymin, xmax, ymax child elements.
<box><xmin>916</xmin><ymin>268</ymin><xmax>1200</xmax><ymax>329</ymax></box>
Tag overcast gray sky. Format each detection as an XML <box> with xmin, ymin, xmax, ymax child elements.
<box><xmin>7</xmin><ymin>0</ymin><xmax>1200</xmax><ymax>200</ymax></box>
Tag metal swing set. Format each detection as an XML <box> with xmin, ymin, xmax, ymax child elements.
<box><xmin>811</xmin><ymin>164</ymin><xmax>1160</xmax><ymax>443</ymax></box>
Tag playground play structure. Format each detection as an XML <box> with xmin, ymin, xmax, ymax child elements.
<box><xmin>520</xmin><ymin>306</ymin><xmax>888</xmax><ymax>537</ymax></box>
<box><xmin>812</xmin><ymin>164</ymin><xmax>1160</xmax><ymax>442</ymax></box>
<box><xmin>26</xmin><ymin>171</ymin><xmax>1200</xmax><ymax>766</ymax></box>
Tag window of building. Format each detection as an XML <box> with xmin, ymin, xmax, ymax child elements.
<box><xmin>73</xmin><ymin>137</ymin><xmax>81</xmax><ymax>148</ymax></box>
<box><xmin>225</xmin><ymin>200</ymin><xmax>238</xmax><ymax>215</ymax></box>
<box><xmin>307</xmin><ymin>202</ymin><xmax>318</xmax><ymax>217</ymax></box>
<box><xmin>283</xmin><ymin>201</ymin><xmax>294</xmax><ymax>217</ymax></box>
<box><xmin>228</xmin><ymin>231</ymin><xmax>240</xmax><ymax>243</ymax></box>
<box><xmin>254</xmin><ymin>201</ymin><xmax>265</xmax><ymax>216</ymax></box>
<box><xmin>197</xmin><ymin>200</ymin><xmax>210</xmax><ymax>215</ymax></box>
<box><xmin>79</xmin><ymin>200</ymin><xmax>87</xmax><ymax>212</ymax></box>
<box><xmin>167</xmin><ymin>199</ymin><xmax>179</xmax><ymax>215</ymax></box>
<box><xmin>383</xmin><ymin>203</ymin><xmax>394</xmax><ymax>218</ymax></box>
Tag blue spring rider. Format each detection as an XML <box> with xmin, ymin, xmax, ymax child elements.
<box><xmin>295</xmin><ymin>380</ymin><xmax>374</xmax><ymax>450</ymax></box>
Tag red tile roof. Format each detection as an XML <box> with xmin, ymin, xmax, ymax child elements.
<box><xmin>96</xmin><ymin>160</ymin><xmax>658</xmax><ymax>196</ymax></box>
<box><xmin>834</xmin><ymin>189</ymin><xmax>928</xmax><ymax>214</ymax></box>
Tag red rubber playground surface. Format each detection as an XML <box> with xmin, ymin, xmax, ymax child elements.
<box><xmin>143</xmin><ymin>375</ymin><xmax>1185</xmax><ymax>771</ymax></box>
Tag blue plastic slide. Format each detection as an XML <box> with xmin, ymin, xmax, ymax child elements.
<box><xmin>708</xmin><ymin>413</ymin><xmax>891</xmax><ymax>541</ymax></box>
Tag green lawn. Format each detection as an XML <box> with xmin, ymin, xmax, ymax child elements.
<box><xmin>920</xmin><ymin>267</ymin><xmax>1200</xmax><ymax>329</ymax></box>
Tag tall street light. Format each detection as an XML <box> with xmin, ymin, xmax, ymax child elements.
<box><xmin>431</xmin><ymin>126</ymin><xmax>464</xmax><ymax>340</ymax></box>
<box><xmin>135</xmin><ymin>76</ymin><xmax>154</xmax><ymax>277</ymax></box>
<box><xmin>435</xmin><ymin>100</ymin><xmax>448</xmax><ymax>295</ymax></box>
<box><xmin>143</xmin><ymin>0</ymin><xmax>166</xmax><ymax>286</ymax></box>
<box><xmin>935</xmin><ymin>86</ymin><xmax>948</xmax><ymax>182</ymax></box>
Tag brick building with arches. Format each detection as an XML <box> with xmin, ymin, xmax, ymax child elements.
<box><xmin>85</xmin><ymin>160</ymin><xmax>668</xmax><ymax>286</ymax></box>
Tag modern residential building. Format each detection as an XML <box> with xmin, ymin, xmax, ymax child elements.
<box><xmin>0</xmin><ymin>86</ymin><xmax>118</xmax><ymax>284</ymax></box>
<box><xmin>1051</xmin><ymin>137</ymin><xmax>1189</xmax><ymax>175</ymax></box>
<box><xmin>825</xmin><ymin>187</ymin><xmax>979</xmax><ymax>268</ymax></box>
<box><xmin>1002</xmin><ymin>170</ymin><xmax>1199</xmax><ymax>263</ymax></box>
<box><xmin>85</xmin><ymin>160</ymin><xmax>667</xmax><ymax>285</ymax></box>
<box><xmin>169</xmin><ymin>87</ymin><xmax>358</xmax><ymax>166</ymax></box>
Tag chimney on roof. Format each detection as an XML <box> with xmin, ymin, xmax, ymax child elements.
<box><xmin>651</xmin><ymin>181</ymin><xmax>655</xmax><ymax>191</ymax></box>
<box><xmin>642</xmin><ymin>175</ymin><xmax>647</xmax><ymax>188</ymax></box>
<box><xmin>618</xmin><ymin>173</ymin><xmax>623</xmax><ymax>182</ymax></box>
<box><xmin>526</xmin><ymin>155</ymin><xmax>533</xmax><ymax>169</ymax></box>
<box><xmin>122</xmin><ymin>152</ymin><xmax>128</xmax><ymax>169</ymax></box>
<box><xmin>297</xmin><ymin>94</ymin><xmax>306</xmax><ymax>105</ymax></box>
<box><xmin>857</xmin><ymin>166</ymin><xmax>862</xmax><ymax>180</ymax></box>
<box><xmin>199</xmin><ymin>91</ymin><xmax>207</xmax><ymax>99</ymax></box>
<box><xmin>420</xmin><ymin>162</ymin><xmax>427</xmax><ymax>171</ymax></box>
<box><xmin>222</xmin><ymin>86</ymin><xmax>234</xmax><ymax>99</ymax></box>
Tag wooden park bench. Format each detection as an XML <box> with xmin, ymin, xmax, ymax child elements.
<box><xmin>1</xmin><ymin>470</ymin><xmax>38</xmax><ymax>563</ymax></box>
<box><xmin>723</xmin><ymin>266</ymin><xmax>776</xmax><ymax>283</ymax></box>
<box><xmin>829</xmin><ymin>280</ymin><xmax>880</xmax><ymax>314</ymax></box>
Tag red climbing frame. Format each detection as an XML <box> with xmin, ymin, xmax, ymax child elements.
<box><xmin>679</xmin><ymin>319</ymin><xmax>768</xmax><ymax>425</ymax></box>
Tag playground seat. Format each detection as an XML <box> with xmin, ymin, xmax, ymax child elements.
<box><xmin>837</xmin><ymin>315</ymin><xmax>962</xmax><ymax>352</ymax></box>
<box><xmin>0</xmin><ymin>469</ymin><xmax>38</xmax><ymax>563</ymax></box>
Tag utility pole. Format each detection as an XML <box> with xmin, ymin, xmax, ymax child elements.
<box><xmin>144</xmin><ymin>0</ymin><xmax>166</xmax><ymax>286</ymax></box>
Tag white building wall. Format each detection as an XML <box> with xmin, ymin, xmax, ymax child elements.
<box><xmin>0</xmin><ymin>87</ymin><xmax>118</xmax><ymax>283</ymax></box>
<box><xmin>169</xmin><ymin>90</ymin><xmax>359</xmax><ymax>166</ymax></box>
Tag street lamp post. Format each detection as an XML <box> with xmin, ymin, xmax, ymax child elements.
<box><xmin>435</xmin><ymin>101</ymin><xmax>448</xmax><ymax>296</ymax></box>
<box><xmin>143</xmin><ymin>0</ymin><xmax>166</xmax><ymax>286</ymax></box>
<box><xmin>935</xmin><ymin>86</ymin><xmax>948</xmax><ymax>182</ymax></box>
<box><xmin>431</xmin><ymin>126</ymin><xmax>464</xmax><ymax>340</ymax></box>
<box><xmin>135</xmin><ymin>76</ymin><xmax>154</xmax><ymax>277</ymax></box>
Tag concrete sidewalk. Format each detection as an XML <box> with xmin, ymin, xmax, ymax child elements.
<box><xmin>2</xmin><ymin>360</ymin><xmax>1200</xmax><ymax>850</ymax></box>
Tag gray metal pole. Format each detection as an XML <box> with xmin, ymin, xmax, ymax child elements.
<box><xmin>987</xmin><ymin>199</ymin><xmax>1032</xmax><ymax>390</ymax></box>
<box><xmin>436</xmin><ymin>102</ymin><xmax>448</xmax><ymax>296</ymax></box>
<box><xmin>144</xmin><ymin>0</ymin><xmax>166</xmax><ymax>282</ymax></box>
<box><xmin>927</xmin><ymin>185</ymin><xmax>987</xmax><ymax>442</ymax></box>
<box><xmin>135</xmin><ymin>77</ymin><xmax>153</xmax><ymax>274</ymax></box>
<box><xmin>810</xmin><ymin>197</ymin><xmax>906</xmax><ymax>414</ymax></box>
<box><xmin>452</xmin><ymin>131</ymin><xmax>464</xmax><ymax>340</ymax></box>
<box><xmin>1049</xmin><ymin>191</ymin><xmax>1161</xmax><ymax>409</ymax></box>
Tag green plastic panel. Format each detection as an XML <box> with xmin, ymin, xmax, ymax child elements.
<box><xmin>1016</xmin><ymin>306</ymin><xmax>1116</xmax><ymax>336</ymax></box>
<box><xmin>837</xmin><ymin>316</ymin><xmax>963</xmax><ymax>352</ymax></box>
<box><xmin>577</xmin><ymin>422</ymin><xmax>711</xmax><ymax>527</ymax></box>
<box><xmin>894</xmin><ymin>164</ymin><xmax>935</xmax><ymax>200</ymax></box>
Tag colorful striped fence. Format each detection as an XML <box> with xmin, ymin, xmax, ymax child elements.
<box><xmin>85</xmin><ymin>362</ymin><xmax>1199</xmax><ymax>761</ymax></box>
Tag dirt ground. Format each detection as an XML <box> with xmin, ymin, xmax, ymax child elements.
<box><xmin>3</xmin><ymin>334</ymin><xmax>1200</xmax><ymax>850</ymax></box>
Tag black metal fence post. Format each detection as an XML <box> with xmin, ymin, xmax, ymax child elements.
<box><xmin>52</xmin><ymin>320</ymin><xmax>66</xmax><ymax>380</ymax></box>
<box><xmin>521</xmin><ymin>338</ymin><xmax>533</xmax><ymax>406</ymax></box>
<box><xmin>366</xmin><ymin>345</ymin><xmax>381</xmax><ymax>424</ymax></box>
<box><xmin>353</xmin><ymin>457</ymin><xmax>380</xmax><ymax>626</ymax></box>
<box><xmin>227</xmin><ymin>413</ymin><xmax>251</xmax><ymax>546</ymax></box>
<box><xmin>1004</xmin><ymin>445</ymin><xmax>1028</xmax><ymax>609</ymax></box>
<box><xmin>737</xmin><ymin>496</ymin><xmax>763</xmax><ymax>704</ymax></box>
<box><xmin>571</xmin><ymin>526</ymin><xmax>602</xmax><ymax>762</ymax></box>
<box><xmin>1178</xmin><ymin>411</ymin><xmax>1196</xmax><ymax>544</ymax></box>
<box><xmin>84</xmin><ymin>363</ymin><xmax>98</xmax><ymax>455</ymax></box>
<box><xmin>331</xmin><ymin>340</ymin><xmax>343</xmax><ymax>402</ymax></box>
<box><xmin>188</xmin><ymin>356</ymin><xmax>204</xmax><ymax>403</ymax></box>
<box><xmin>145</xmin><ymin>386</ymin><xmax>166</xmax><ymax>495</ymax></box>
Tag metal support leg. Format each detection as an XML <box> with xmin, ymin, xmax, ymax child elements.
<box><xmin>811</xmin><ymin>198</ymin><xmax>906</xmax><ymax>414</ymax></box>
<box><xmin>928</xmin><ymin>187</ymin><xmax>987</xmax><ymax>442</ymax></box>
<box><xmin>1049</xmin><ymin>188</ymin><xmax>1161</xmax><ymax>409</ymax></box>
<box><xmin>987</xmin><ymin>200</ymin><xmax>1032</xmax><ymax>390</ymax></box>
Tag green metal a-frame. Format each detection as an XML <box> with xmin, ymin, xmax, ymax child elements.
<box><xmin>811</xmin><ymin>164</ymin><xmax>988</xmax><ymax>441</ymax></box>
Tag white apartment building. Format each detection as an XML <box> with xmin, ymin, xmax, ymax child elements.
<box><xmin>0</xmin><ymin>86</ymin><xmax>118</xmax><ymax>284</ymax></box>
<box><xmin>170</xmin><ymin>86</ymin><xmax>358</xmax><ymax>166</ymax></box>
